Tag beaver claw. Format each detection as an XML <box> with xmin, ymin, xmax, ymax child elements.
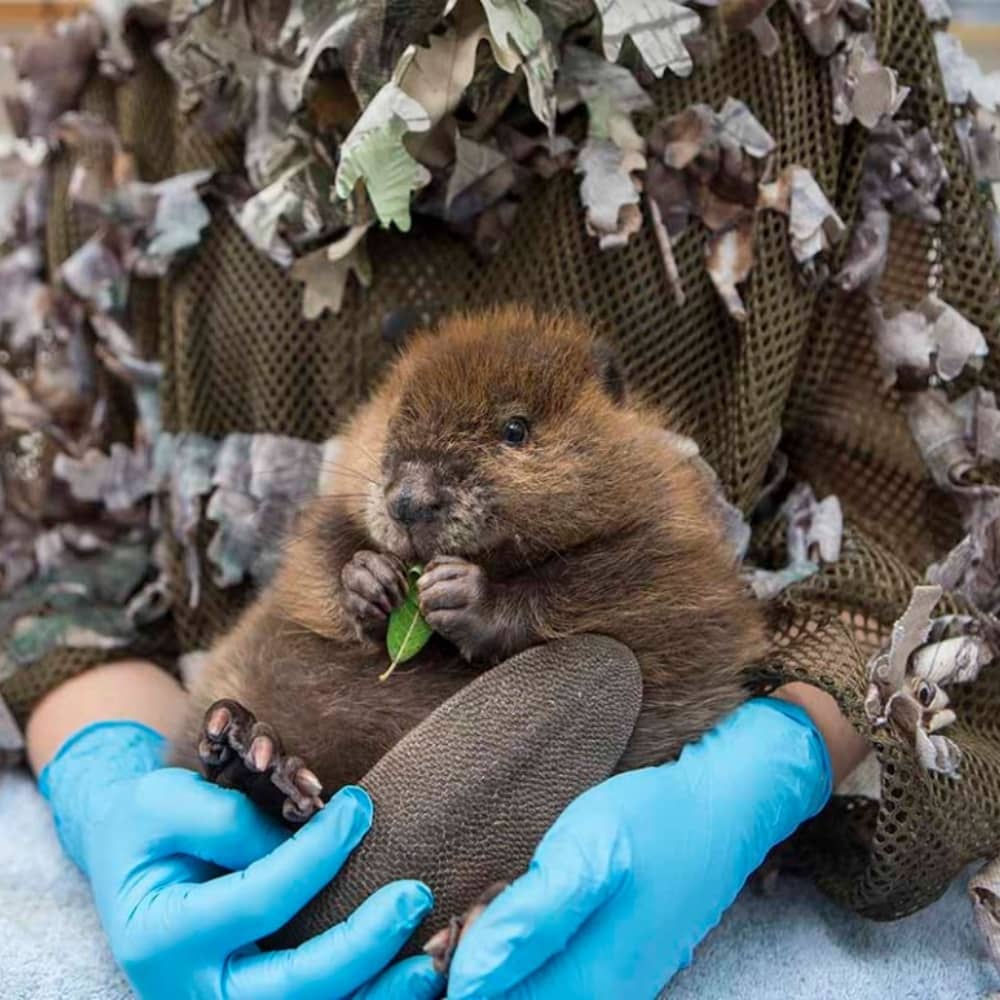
<box><xmin>199</xmin><ymin>698</ymin><xmax>324</xmax><ymax>823</ymax></box>
<box><xmin>341</xmin><ymin>550</ymin><xmax>409</xmax><ymax>641</ymax></box>
<box><xmin>418</xmin><ymin>557</ymin><xmax>501</xmax><ymax>662</ymax></box>
<box><xmin>423</xmin><ymin>881</ymin><xmax>509</xmax><ymax>974</ymax></box>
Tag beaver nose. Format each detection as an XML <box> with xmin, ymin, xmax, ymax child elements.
<box><xmin>389</xmin><ymin>487</ymin><xmax>441</xmax><ymax>526</ymax></box>
<box><xmin>386</xmin><ymin>464</ymin><xmax>444</xmax><ymax>527</ymax></box>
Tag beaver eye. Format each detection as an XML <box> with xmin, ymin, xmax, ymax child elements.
<box><xmin>502</xmin><ymin>417</ymin><xmax>530</xmax><ymax>446</ymax></box>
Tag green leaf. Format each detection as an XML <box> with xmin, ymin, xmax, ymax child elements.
<box><xmin>334</xmin><ymin>82</ymin><xmax>431</xmax><ymax>231</ymax></box>
<box><xmin>381</xmin><ymin>565</ymin><xmax>433</xmax><ymax>681</ymax></box>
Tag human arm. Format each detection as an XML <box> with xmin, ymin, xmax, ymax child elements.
<box><xmin>26</xmin><ymin>660</ymin><xmax>443</xmax><ymax>1000</ymax></box>
<box><xmin>446</xmin><ymin>688</ymin><xmax>866</xmax><ymax>999</ymax></box>
<box><xmin>25</xmin><ymin>658</ymin><xmax>187</xmax><ymax>774</ymax></box>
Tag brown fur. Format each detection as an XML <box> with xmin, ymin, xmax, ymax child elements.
<box><xmin>170</xmin><ymin>306</ymin><xmax>765</xmax><ymax>789</ymax></box>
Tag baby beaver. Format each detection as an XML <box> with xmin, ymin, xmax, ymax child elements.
<box><xmin>170</xmin><ymin>305</ymin><xmax>765</xmax><ymax>833</ymax></box>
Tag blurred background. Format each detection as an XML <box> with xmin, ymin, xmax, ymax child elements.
<box><xmin>954</xmin><ymin>0</ymin><xmax>1000</xmax><ymax>69</ymax></box>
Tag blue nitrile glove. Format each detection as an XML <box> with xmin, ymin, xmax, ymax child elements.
<box><xmin>38</xmin><ymin>720</ymin><xmax>444</xmax><ymax>1000</ymax></box>
<box><xmin>447</xmin><ymin>697</ymin><xmax>832</xmax><ymax>999</ymax></box>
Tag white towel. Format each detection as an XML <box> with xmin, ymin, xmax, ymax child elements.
<box><xmin>0</xmin><ymin>769</ymin><xmax>994</xmax><ymax>1000</ymax></box>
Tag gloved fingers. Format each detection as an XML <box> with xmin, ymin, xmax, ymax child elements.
<box><xmin>193</xmin><ymin>786</ymin><xmax>374</xmax><ymax>948</ymax></box>
<box><xmin>483</xmin><ymin>898</ymin><xmax>672</xmax><ymax>1000</ymax></box>
<box><xmin>222</xmin><ymin>881</ymin><xmax>434</xmax><ymax>1000</ymax></box>
<box><xmin>351</xmin><ymin>955</ymin><xmax>443</xmax><ymax>1000</ymax></box>
<box><xmin>447</xmin><ymin>830</ymin><xmax>627</xmax><ymax>1000</ymax></box>
<box><xmin>134</xmin><ymin>768</ymin><xmax>289</xmax><ymax>870</ymax></box>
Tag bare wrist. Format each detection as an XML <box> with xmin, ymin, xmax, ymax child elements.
<box><xmin>770</xmin><ymin>682</ymin><xmax>870</xmax><ymax>787</ymax></box>
<box><xmin>25</xmin><ymin>660</ymin><xmax>186</xmax><ymax>776</ymax></box>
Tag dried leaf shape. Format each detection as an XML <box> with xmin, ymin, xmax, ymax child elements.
<box><xmin>290</xmin><ymin>224</ymin><xmax>372</xmax><ymax>319</ymax></box>
<box><xmin>910</xmin><ymin>634</ymin><xmax>991</xmax><ymax>686</ymax></box>
<box><xmin>559</xmin><ymin>46</ymin><xmax>652</xmax><ymax>248</ymax></box>
<box><xmin>235</xmin><ymin>161</ymin><xmax>306</xmax><ymax>266</ymax></box>
<box><xmin>479</xmin><ymin>0</ymin><xmax>555</xmax><ymax>127</ymax></box>
<box><xmin>873</xmin><ymin>584</ymin><xmax>942</xmax><ymax>692</ymax></box>
<box><xmin>716</xmin><ymin>97</ymin><xmax>776</xmax><ymax>159</ymax></box>
<box><xmin>906</xmin><ymin>389</ymin><xmax>977</xmax><ymax>489</ymax></box>
<box><xmin>335</xmin><ymin>82</ymin><xmax>432</xmax><ymax>231</ymax></box>
<box><xmin>596</xmin><ymin>0</ymin><xmax>702</xmax><ymax>79</ymax></box>
<box><xmin>59</xmin><ymin>235</ymin><xmax>127</xmax><ymax>315</ymax></box>
<box><xmin>395</xmin><ymin>16</ymin><xmax>487</xmax><ymax>129</ymax></box>
<box><xmin>862</xmin><ymin>589</ymin><xmax>980</xmax><ymax>778</ymax></box>
<box><xmin>746</xmin><ymin>482</ymin><xmax>841</xmax><ymax>598</ymax></box>
<box><xmin>873</xmin><ymin>297</ymin><xmax>987</xmax><ymax>386</ymax></box>
<box><xmin>649</xmin><ymin>104</ymin><xmax>715</xmax><ymax>170</ymax></box>
<box><xmin>90</xmin><ymin>0</ymin><xmax>143</xmax><ymax>76</ymax></box>
<box><xmin>54</xmin><ymin>115</ymin><xmax>211</xmax><ymax>272</ymax></box>
<box><xmin>836</xmin><ymin>121</ymin><xmax>947</xmax><ymax>292</ymax></box>
<box><xmin>479</xmin><ymin>0</ymin><xmax>542</xmax><ymax>72</ymax></box>
<box><xmin>836</xmin><ymin>207</ymin><xmax>890</xmax><ymax>293</ymax></box>
<box><xmin>758</xmin><ymin>165</ymin><xmax>845</xmax><ymax>266</ymax></box>
<box><xmin>205</xmin><ymin>432</ymin><xmax>326</xmax><ymax>589</ymax></box>
<box><xmin>279</xmin><ymin>0</ymin><xmax>363</xmax><ymax>109</ymax></box>
<box><xmin>54</xmin><ymin>443</ymin><xmax>153</xmax><ymax>512</ymax></box>
<box><xmin>577</xmin><ymin>139</ymin><xmax>644</xmax><ymax>248</ymax></box>
<box><xmin>929</xmin><ymin>496</ymin><xmax>1000</xmax><ymax>615</ymax></box>
<box><xmin>706</xmin><ymin>221</ymin><xmax>755</xmax><ymax>323</ymax></box>
<box><xmin>914</xmin><ymin>726</ymin><xmax>962</xmax><ymax>778</ymax></box>
<box><xmin>136</xmin><ymin>170</ymin><xmax>213</xmax><ymax>275</ymax></box>
<box><xmin>785</xmin><ymin>0</ymin><xmax>850</xmax><ymax>56</ymax></box>
<box><xmin>156</xmin><ymin>433</ymin><xmax>221</xmax><ymax>608</ymax></box>
<box><xmin>0</xmin><ymin>156</ymin><xmax>38</xmax><ymax>248</ymax></box>
<box><xmin>557</xmin><ymin>45</ymin><xmax>654</xmax><ymax>143</ymax></box>
<box><xmin>831</xmin><ymin>33</ymin><xmax>909</xmax><ymax>129</ymax></box>
<box><xmin>647</xmin><ymin>99</ymin><xmax>775</xmax><ymax>319</ymax></box>
<box><xmin>382</xmin><ymin>566</ymin><xmax>434</xmax><ymax>680</ymax></box>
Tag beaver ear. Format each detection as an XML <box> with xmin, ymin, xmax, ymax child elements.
<box><xmin>381</xmin><ymin>307</ymin><xmax>426</xmax><ymax>352</ymax></box>
<box><xmin>590</xmin><ymin>337</ymin><xmax>627</xmax><ymax>405</ymax></box>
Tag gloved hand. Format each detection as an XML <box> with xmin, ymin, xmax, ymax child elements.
<box><xmin>39</xmin><ymin>720</ymin><xmax>443</xmax><ymax>1000</ymax></box>
<box><xmin>447</xmin><ymin>698</ymin><xmax>832</xmax><ymax>999</ymax></box>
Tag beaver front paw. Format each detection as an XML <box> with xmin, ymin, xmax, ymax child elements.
<box><xmin>418</xmin><ymin>556</ymin><xmax>502</xmax><ymax>662</ymax></box>
<box><xmin>341</xmin><ymin>550</ymin><xmax>408</xmax><ymax>641</ymax></box>
<box><xmin>199</xmin><ymin>699</ymin><xmax>324</xmax><ymax>824</ymax></box>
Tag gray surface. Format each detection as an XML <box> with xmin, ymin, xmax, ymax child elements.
<box><xmin>670</xmin><ymin>871</ymin><xmax>998</xmax><ymax>1000</ymax></box>
<box><xmin>0</xmin><ymin>768</ymin><xmax>996</xmax><ymax>999</ymax></box>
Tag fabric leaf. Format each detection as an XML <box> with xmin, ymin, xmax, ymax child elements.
<box><xmin>479</xmin><ymin>0</ymin><xmax>555</xmax><ymax>127</ymax></box>
<box><xmin>335</xmin><ymin>82</ymin><xmax>432</xmax><ymax>230</ymax></box>
<box><xmin>596</xmin><ymin>0</ymin><xmax>701</xmax><ymax>78</ymax></box>
<box><xmin>290</xmin><ymin>224</ymin><xmax>372</xmax><ymax>319</ymax></box>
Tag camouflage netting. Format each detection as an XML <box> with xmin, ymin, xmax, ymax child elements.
<box><xmin>1</xmin><ymin>0</ymin><xmax>1000</xmax><ymax>946</ymax></box>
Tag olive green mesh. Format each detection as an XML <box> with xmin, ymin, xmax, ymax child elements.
<box><xmin>6</xmin><ymin>0</ymin><xmax>1000</xmax><ymax>920</ymax></box>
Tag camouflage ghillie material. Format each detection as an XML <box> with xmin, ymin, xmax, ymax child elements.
<box><xmin>1</xmin><ymin>0</ymin><xmax>1000</xmax><ymax>960</ymax></box>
